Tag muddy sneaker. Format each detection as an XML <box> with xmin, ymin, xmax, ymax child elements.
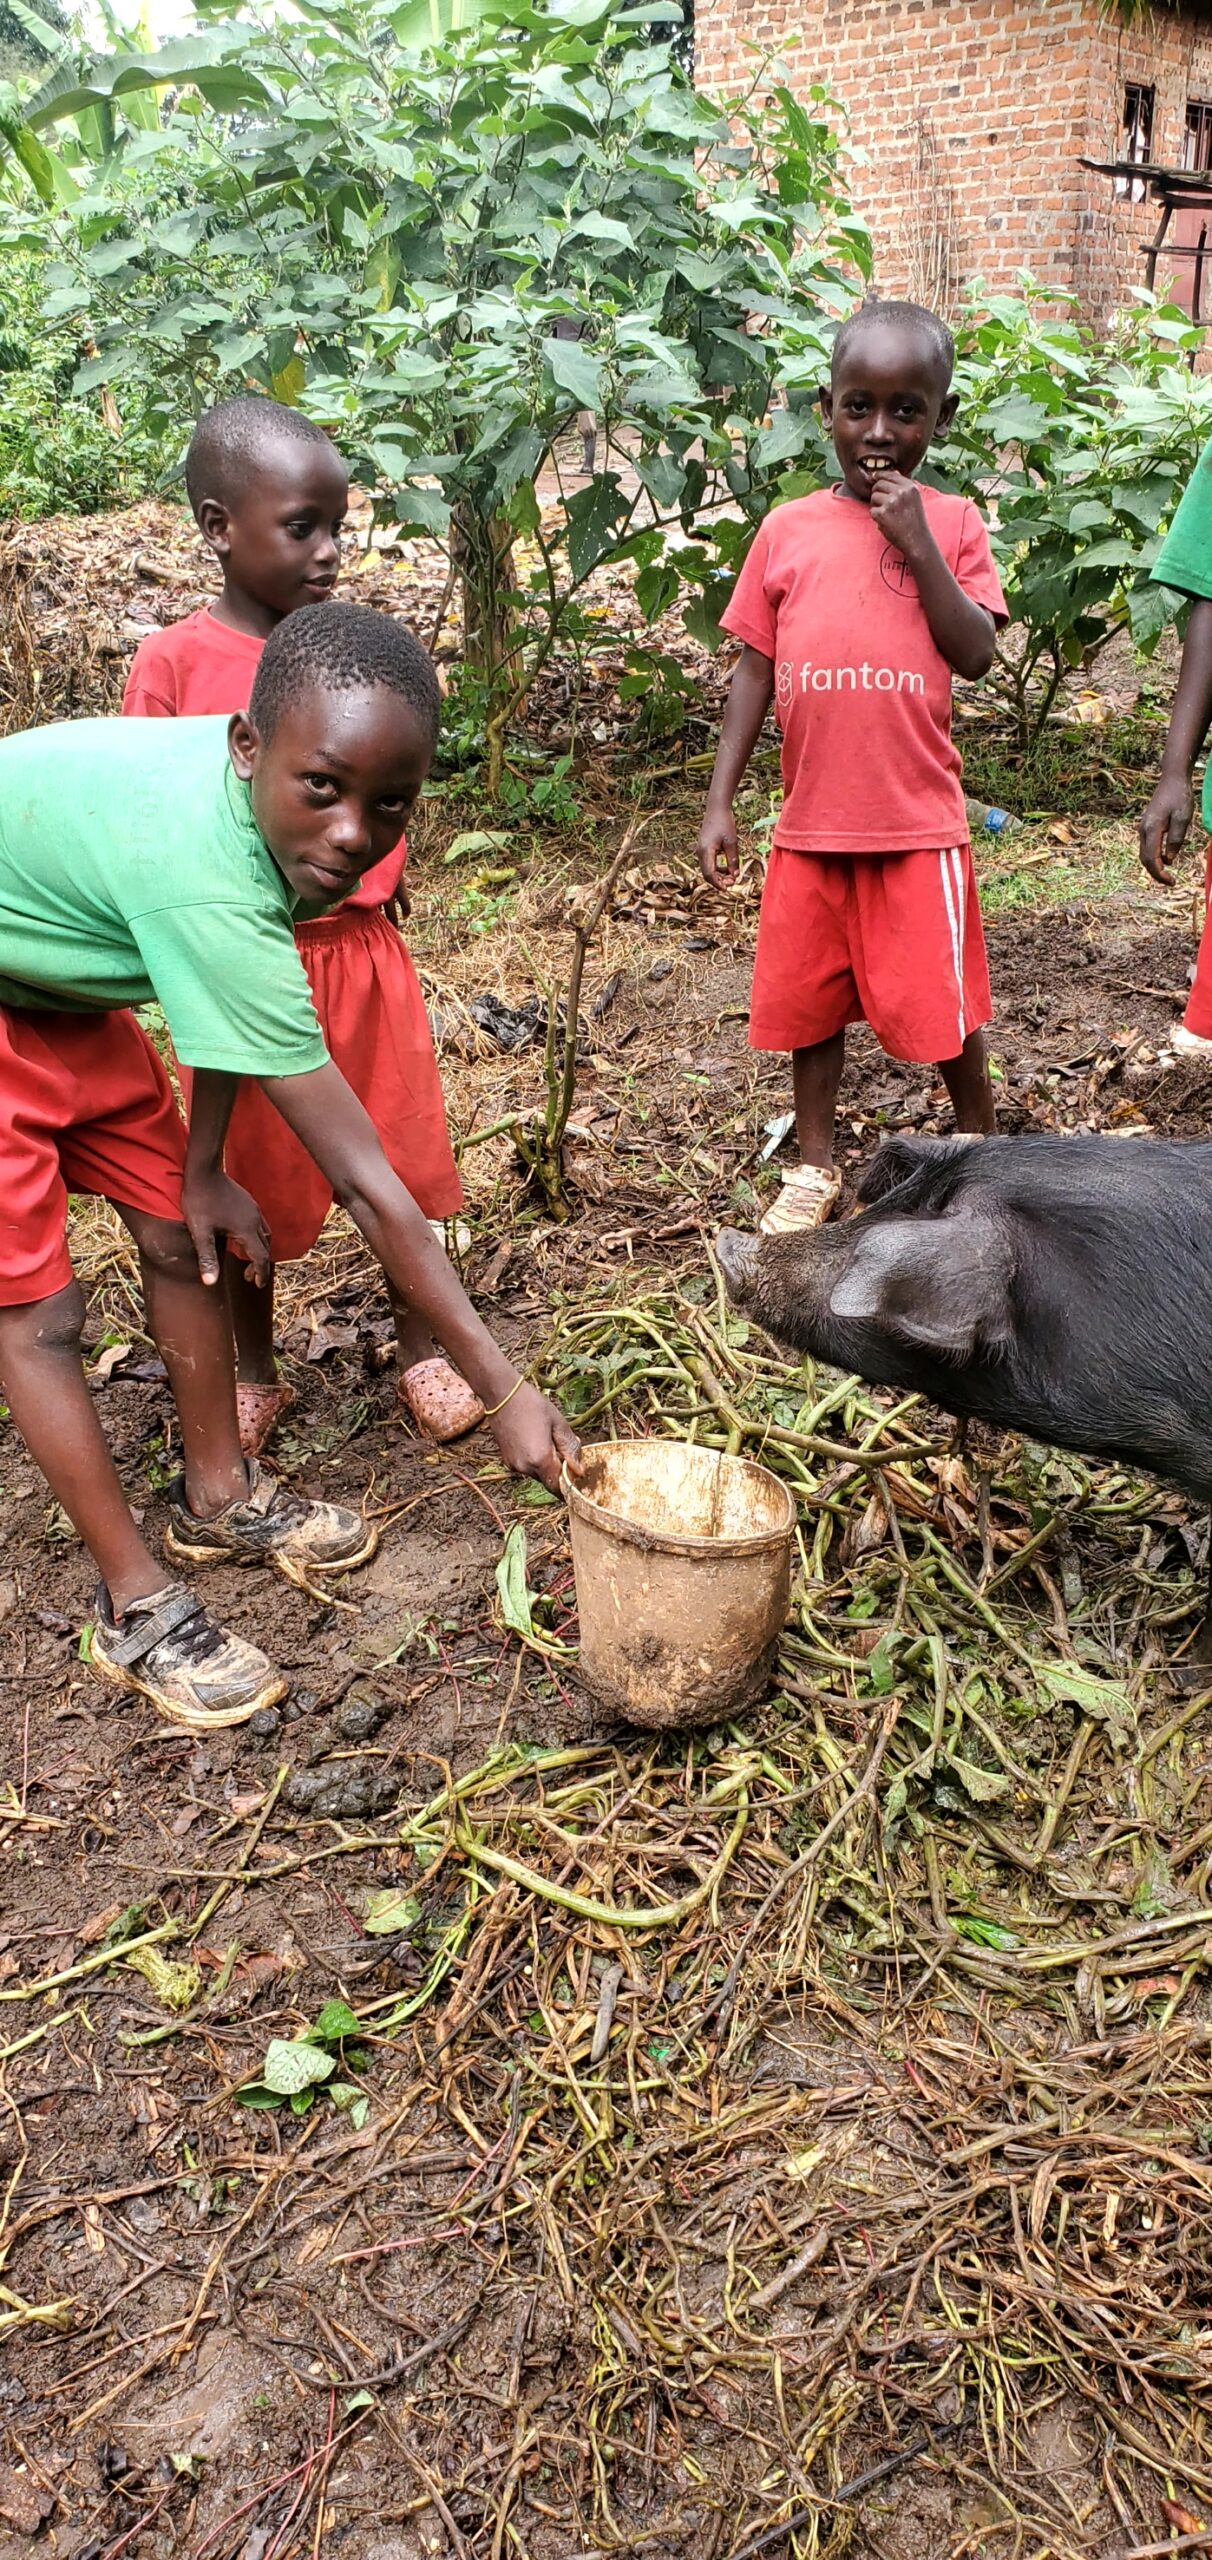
<box><xmin>89</xmin><ymin>1581</ymin><xmax>288</xmax><ymax>1731</ymax></box>
<box><xmin>759</xmin><ymin>1163</ymin><xmax>842</xmax><ymax>1236</ymax></box>
<box><xmin>1171</xmin><ymin>1023</ymin><xmax>1212</xmax><ymax>1061</ymax></box>
<box><xmin>164</xmin><ymin>1460</ymin><xmax>378</xmax><ymax>1584</ymax></box>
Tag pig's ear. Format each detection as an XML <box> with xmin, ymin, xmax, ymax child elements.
<box><xmin>828</xmin><ymin>1214</ymin><xmax>1014</xmax><ymax>1359</ymax></box>
<box><xmin>857</xmin><ymin>1135</ymin><xmax>958</xmax><ymax>1205</ymax></box>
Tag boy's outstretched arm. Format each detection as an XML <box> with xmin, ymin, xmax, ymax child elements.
<box><xmin>697</xmin><ymin>644</ymin><xmax>775</xmax><ymax>887</ymax></box>
<box><xmin>1139</xmin><ymin>596</ymin><xmax>1212</xmax><ymax>884</ymax></box>
<box><xmin>253</xmin><ymin>1062</ymin><xmax>578</xmax><ymax>1491</ymax></box>
<box><xmin>867</xmin><ymin>476</ymin><xmax>995</xmax><ymax>680</ymax></box>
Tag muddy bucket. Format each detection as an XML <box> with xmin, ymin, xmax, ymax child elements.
<box><xmin>562</xmin><ymin>1440</ymin><xmax>796</xmax><ymax>1729</ymax></box>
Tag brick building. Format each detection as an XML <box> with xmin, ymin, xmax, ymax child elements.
<box><xmin>693</xmin><ymin>0</ymin><xmax>1212</xmax><ymax>324</ymax></box>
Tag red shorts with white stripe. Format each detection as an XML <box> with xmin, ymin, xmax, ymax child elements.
<box><xmin>747</xmin><ymin>844</ymin><xmax>992</xmax><ymax>1065</ymax></box>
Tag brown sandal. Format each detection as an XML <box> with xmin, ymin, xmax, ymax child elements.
<box><xmin>397</xmin><ymin>1357</ymin><xmax>486</xmax><ymax>1444</ymax></box>
<box><xmin>235</xmin><ymin>1381</ymin><xmax>296</xmax><ymax>1460</ymax></box>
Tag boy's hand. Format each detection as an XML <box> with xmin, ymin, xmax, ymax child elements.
<box><xmin>182</xmin><ymin>1169</ymin><xmax>272</xmax><ymax>1288</ymax></box>
<box><xmin>1140</xmin><ymin>774</ymin><xmax>1195</xmax><ymax>884</ymax></box>
<box><xmin>698</xmin><ymin>803</ymin><xmax>739</xmax><ymax>889</ymax></box>
<box><xmin>490</xmin><ymin>1381</ymin><xmax>582</xmax><ymax>1494</ymax></box>
<box><xmin>867</xmin><ymin>469</ymin><xmax>931</xmax><ymax>560</ymax></box>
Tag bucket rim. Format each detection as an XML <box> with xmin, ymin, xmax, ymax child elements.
<box><xmin>560</xmin><ymin>1440</ymin><xmax>796</xmax><ymax>1560</ymax></box>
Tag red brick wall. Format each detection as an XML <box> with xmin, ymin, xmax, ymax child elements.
<box><xmin>693</xmin><ymin>0</ymin><xmax>1212</xmax><ymax>325</ymax></box>
<box><xmin>1079</xmin><ymin>9</ymin><xmax>1212</xmax><ymax>317</ymax></box>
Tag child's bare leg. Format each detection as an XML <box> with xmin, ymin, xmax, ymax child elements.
<box><xmin>791</xmin><ymin>1033</ymin><xmax>846</xmax><ymax>1167</ymax></box>
<box><xmin>938</xmin><ymin>1029</ymin><xmax>996</xmax><ymax>1133</ymax></box>
<box><xmin>225</xmin><ymin>1253</ymin><xmax>278</xmax><ymax>1388</ymax></box>
<box><xmin>0</xmin><ymin>1285</ymin><xmax>173</xmax><ymax>1613</ymax></box>
<box><xmin>389</xmin><ymin>1278</ymin><xmax>436</xmax><ymax>1374</ymax></box>
<box><xmin>122</xmin><ymin>1209</ymin><xmax>249</xmax><ymax>1515</ymax></box>
<box><xmin>390</xmin><ymin>1250</ymin><xmax>485</xmax><ymax>1442</ymax></box>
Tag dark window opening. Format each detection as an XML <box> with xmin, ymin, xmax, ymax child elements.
<box><xmin>1117</xmin><ymin>81</ymin><xmax>1155</xmax><ymax>199</ymax></box>
<box><xmin>1185</xmin><ymin>99</ymin><xmax>1212</xmax><ymax>171</ymax></box>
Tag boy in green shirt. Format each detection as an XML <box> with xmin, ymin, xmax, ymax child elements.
<box><xmin>1140</xmin><ymin>437</ymin><xmax>1212</xmax><ymax>1052</ymax></box>
<box><xmin>0</xmin><ymin>601</ymin><xmax>577</xmax><ymax>1730</ymax></box>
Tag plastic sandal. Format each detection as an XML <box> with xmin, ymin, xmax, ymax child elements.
<box><xmin>759</xmin><ymin>1163</ymin><xmax>842</xmax><ymax>1237</ymax></box>
<box><xmin>235</xmin><ymin>1380</ymin><xmax>296</xmax><ymax>1460</ymax></box>
<box><xmin>398</xmin><ymin>1357</ymin><xmax>486</xmax><ymax>1444</ymax></box>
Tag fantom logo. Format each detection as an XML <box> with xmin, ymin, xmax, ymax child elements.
<box><xmin>776</xmin><ymin>660</ymin><xmax>925</xmax><ymax>698</ymax></box>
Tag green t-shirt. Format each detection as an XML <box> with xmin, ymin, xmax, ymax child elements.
<box><xmin>0</xmin><ymin>715</ymin><xmax>330</xmax><ymax>1076</ymax></box>
<box><xmin>1154</xmin><ymin>438</ymin><xmax>1212</xmax><ymax>828</ymax></box>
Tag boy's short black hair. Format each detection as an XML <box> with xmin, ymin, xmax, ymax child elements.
<box><xmin>249</xmin><ymin>600</ymin><xmax>441</xmax><ymax>746</ymax></box>
<box><xmin>185</xmin><ymin>395</ymin><xmax>341</xmax><ymax>516</ymax></box>
<box><xmin>831</xmin><ymin>299</ymin><xmax>955</xmax><ymax>391</ymax></box>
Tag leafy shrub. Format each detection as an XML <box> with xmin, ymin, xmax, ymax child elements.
<box><xmin>932</xmin><ymin>289</ymin><xmax>1212</xmax><ymax>742</ymax></box>
<box><xmin>13</xmin><ymin>0</ymin><xmax>869</xmax><ymax>786</ymax></box>
<box><xmin>0</xmin><ymin>247</ymin><xmax>160</xmax><ymax>516</ymax></box>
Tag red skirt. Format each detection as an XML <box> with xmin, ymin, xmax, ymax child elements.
<box><xmin>1184</xmin><ymin>841</ymin><xmax>1212</xmax><ymax>1038</ymax></box>
<box><xmin>220</xmin><ymin>909</ymin><xmax>462</xmax><ymax>1262</ymax></box>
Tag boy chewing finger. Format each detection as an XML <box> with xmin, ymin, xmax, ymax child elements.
<box><xmin>696</xmin><ymin>297</ymin><xmax>1007</xmax><ymax>1235</ymax></box>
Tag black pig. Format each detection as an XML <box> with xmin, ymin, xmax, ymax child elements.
<box><xmin>718</xmin><ymin>1133</ymin><xmax>1212</xmax><ymax>1646</ymax></box>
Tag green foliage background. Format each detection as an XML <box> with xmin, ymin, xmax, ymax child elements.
<box><xmin>2</xmin><ymin>0</ymin><xmax>1212</xmax><ymax>759</ymax></box>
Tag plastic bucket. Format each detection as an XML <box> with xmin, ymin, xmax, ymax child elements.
<box><xmin>561</xmin><ymin>1440</ymin><xmax>796</xmax><ymax>1729</ymax></box>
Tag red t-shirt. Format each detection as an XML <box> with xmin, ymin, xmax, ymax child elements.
<box><xmin>122</xmin><ymin>607</ymin><xmax>404</xmax><ymax>909</ymax></box>
<box><xmin>721</xmin><ymin>486</ymin><xmax>1007</xmax><ymax>854</ymax></box>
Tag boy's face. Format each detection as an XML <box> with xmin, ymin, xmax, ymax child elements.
<box><xmin>199</xmin><ymin>443</ymin><xmax>350</xmax><ymax>617</ymax></box>
<box><xmin>820</xmin><ymin>329</ymin><xmax>956</xmax><ymax>503</ymax></box>
<box><xmin>229</xmin><ymin>684</ymin><xmax>431</xmax><ymax>905</ymax></box>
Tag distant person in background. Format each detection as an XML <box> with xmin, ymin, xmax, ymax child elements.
<box><xmin>551</xmin><ymin>316</ymin><xmax>597</xmax><ymax>476</ymax></box>
<box><xmin>123</xmin><ymin>395</ymin><xmax>483</xmax><ymax>1454</ymax></box>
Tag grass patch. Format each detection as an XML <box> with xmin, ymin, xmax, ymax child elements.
<box><xmin>978</xmin><ymin>826</ymin><xmax>1140</xmax><ymax>917</ymax></box>
<box><xmin>961</xmin><ymin>703</ymin><xmax>1172</xmax><ymax>821</ymax></box>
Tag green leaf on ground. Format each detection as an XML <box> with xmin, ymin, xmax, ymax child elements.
<box><xmin>943</xmin><ymin>1754</ymin><xmax>1011</xmax><ymax>1805</ymax></box>
<box><xmin>362</xmin><ymin>1889</ymin><xmax>422</xmax><ymax>1936</ymax></box>
<box><xmin>308</xmin><ymin>1999</ymin><xmax>361</xmax><ymax>2044</ymax></box>
<box><xmin>1036</xmin><ymin>1665</ymin><xmax>1136</xmax><ymax>1746</ymax></box>
<box><xmin>262</xmin><ymin>2038</ymin><xmax>337</xmax><ymax>2095</ymax></box>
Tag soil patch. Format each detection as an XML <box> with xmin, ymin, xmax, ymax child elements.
<box><xmin>3</xmin><ymin>513</ymin><xmax>1212</xmax><ymax>2559</ymax></box>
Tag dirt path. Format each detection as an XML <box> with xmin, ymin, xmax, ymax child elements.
<box><xmin>4</xmin><ymin>823</ymin><xmax>1212</xmax><ymax>2560</ymax></box>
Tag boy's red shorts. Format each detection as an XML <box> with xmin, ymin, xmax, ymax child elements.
<box><xmin>194</xmin><ymin>907</ymin><xmax>462</xmax><ymax>1264</ymax></box>
<box><xmin>0</xmin><ymin>1006</ymin><xmax>186</xmax><ymax>1306</ymax></box>
<box><xmin>748</xmin><ymin>844</ymin><xmax>992</xmax><ymax>1064</ymax></box>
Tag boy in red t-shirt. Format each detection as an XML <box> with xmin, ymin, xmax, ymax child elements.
<box><xmin>125</xmin><ymin>395</ymin><xmax>481</xmax><ymax>1451</ymax></box>
<box><xmin>697</xmin><ymin>301</ymin><xmax>1007</xmax><ymax>1232</ymax></box>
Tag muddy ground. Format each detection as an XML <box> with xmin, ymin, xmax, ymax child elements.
<box><xmin>3</xmin><ymin>506</ymin><xmax>1212</xmax><ymax>2558</ymax></box>
<box><xmin>3</xmin><ymin>808</ymin><xmax>1212</xmax><ymax>2560</ymax></box>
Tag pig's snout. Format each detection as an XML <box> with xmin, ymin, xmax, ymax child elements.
<box><xmin>716</xmin><ymin>1228</ymin><xmax>759</xmax><ymax>1303</ymax></box>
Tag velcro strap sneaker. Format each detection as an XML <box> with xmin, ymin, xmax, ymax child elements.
<box><xmin>89</xmin><ymin>1580</ymin><xmax>288</xmax><ymax>1730</ymax></box>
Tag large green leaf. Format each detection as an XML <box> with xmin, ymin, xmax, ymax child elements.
<box><xmin>0</xmin><ymin>108</ymin><xmax>55</xmax><ymax>204</ymax></box>
<box><xmin>565</xmin><ymin>471</ymin><xmax>630</xmax><ymax>579</ymax></box>
<box><xmin>546</xmin><ymin>333</ymin><xmax>602</xmax><ymax>410</ymax></box>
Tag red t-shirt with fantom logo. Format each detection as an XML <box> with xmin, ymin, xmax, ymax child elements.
<box><xmin>122</xmin><ymin>607</ymin><xmax>404</xmax><ymax>909</ymax></box>
<box><xmin>721</xmin><ymin>485</ymin><xmax>1006</xmax><ymax>854</ymax></box>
